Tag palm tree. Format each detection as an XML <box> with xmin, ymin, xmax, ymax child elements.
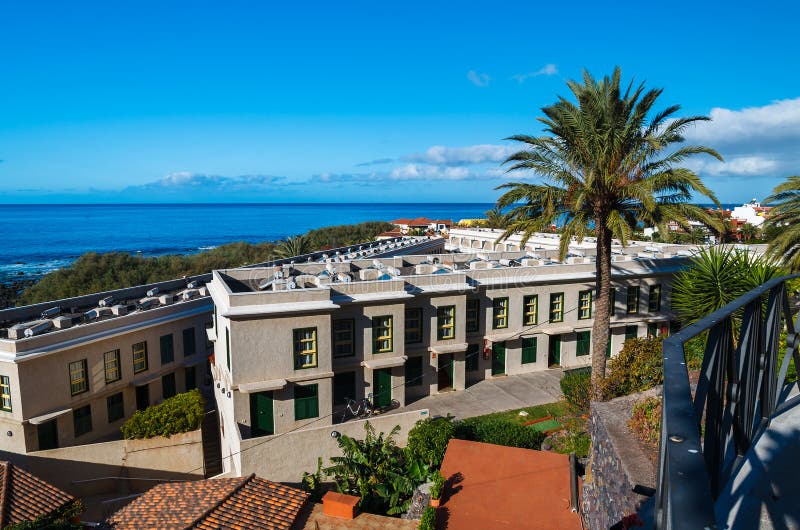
<box><xmin>495</xmin><ymin>67</ymin><xmax>722</xmax><ymax>398</ymax></box>
<box><xmin>275</xmin><ymin>234</ymin><xmax>312</xmax><ymax>259</ymax></box>
<box><xmin>765</xmin><ymin>176</ymin><xmax>800</xmax><ymax>272</ymax></box>
<box><xmin>483</xmin><ymin>206</ymin><xmax>511</xmax><ymax>229</ymax></box>
<box><xmin>739</xmin><ymin>223</ymin><xmax>760</xmax><ymax>243</ymax></box>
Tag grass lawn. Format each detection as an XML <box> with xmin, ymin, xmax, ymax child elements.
<box><xmin>474</xmin><ymin>401</ymin><xmax>570</xmax><ymax>425</ymax></box>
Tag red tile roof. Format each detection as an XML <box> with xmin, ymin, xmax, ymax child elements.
<box><xmin>0</xmin><ymin>461</ymin><xmax>76</xmax><ymax>527</ymax></box>
<box><xmin>107</xmin><ymin>474</ymin><xmax>309</xmax><ymax>530</ymax></box>
<box><xmin>389</xmin><ymin>217</ymin><xmax>452</xmax><ymax>227</ymax></box>
<box><xmin>439</xmin><ymin>439</ymin><xmax>581</xmax><ymax>530</ymax></box>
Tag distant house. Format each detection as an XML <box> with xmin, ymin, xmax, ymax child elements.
<box><xmin>389</xmin><ymin>217</ymin><xmax>452</xmax><ymax>233</ymax></box>
<box><xmin>105</xmin><ymin>474</ymin><xmax>309</xmax><ymax>529</ymax></box>
<box><xmin>0</xmin><ymin>460</ymin><xmax>78</xmax><ymax>528</ymax></box>
<box><xmin>438</xmin><ymin>439</ymin><xmax>581</xmax><ymax>530</ymax></box>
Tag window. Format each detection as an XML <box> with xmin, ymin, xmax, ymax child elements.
<box><xmin>627</xmin><ymin>286</ymin><xmax>640</xmax><ymax>314</ymax></box>
<box><xmin>609</xmin><ymin>289</ymin><xmax>616</xmax><ymax>316</ymax></box>
<box><xmin>669</xmin><ymin>320</ymin><xmax>681</xmax><ymax>335</ymax></box>
<box><xmin>437</xmin><ymin>306</ymin><xmax>455</xmax><ymax>340</ymax></box>
<box><xmin>69</xmin><ymin>359</ymin><xmax>88</xmax><ymax>396</ymax></box>
<box><xmin>133</xmin><ymin>341</ymin><xmax>148</xmax><ymax>374</ymax></box>
<box><xmin>465</xmin><ymin>344</ymin><xmax>480</xmax><ymax>372</ymax></box>
<box><xmin>465</xmin><ymin>299</ymin><xmax>480</xmax><ymax>333</ymax></box>
<box><xmin>104</xmin><ymin>350</ymin><xmax>121</xmax><ymax>384</ymax></box>
<box><xmin>185</xmin><ymin>366</ymin><xmax>197</xmax><ymax>391</ymax></box>
<box><xmin>294</xmin><ymin>384</ymin><xmax>319</xmax><ymax>420</ymax></box>
<box><xmin>0</xmin><ymin>376</ymin><xmax>11</xmax><ymax>412</ymax></box>
<box><xmin>73</xmin><ymin>405</ymin><xmax>92</xmax><ymax>437</ymax></box>
<box><xmin>107</xmin><ymin>392</ymin><xmax>124</xmax><ymax>423</ymax></box>
<box><xmin>648</xmin><ymin>285</ymin><xmax>662</xmax><ymax>313</ymax></box>
<box><xmin>521</xmin><ymin>337</ymin><xmax>538</xmax><ymax>364</ymax></box>
<box><xmin>333</xmin><ymin>372</ymin><xmax>356</xmax><ymax>406</ymax></box>
<box><xmin>405</xmin><ymin>356</ymin><xmax>423</xmax><ymax>387</ymax></box>
<box><xmin>492</xmin><ymin>298</ymin><xmax>509</xmax><ymax>329</ymax></box>
<box><xmin>293</xmin><ymin>328</ymin><xmax>318</xmax><ymax>369</ymax></box>
<box><xmin>523</xmin><ymin>295</ymin><xmax>538</xmax><ymax>326</ymax></box>
<box><xmin>647</xmin><ymin>322</ymin><xmax>659</xmax><ymax>338</ymax></box>
<box><xmin>162</xmin><ymin>373</ymin><xmax>177</xmax><ymax>399</ymax></box>
<box><xmin>333</xmin><ymin>319</ymin><xmax>355</xmax><ymax>357</ymax></box>
<box><xmin>405</xmin><ymin>308</ymin><xmax>423</xmax><ymax>344</ymax></box>
<box><xmin>578</xmin><ymin>290</ymin><xmax>593</xmax><ymax>320</ymax></box>
<box><xmin>225</xmin><ymin>328</ymin><xmax>231</xmax><ymax>369</ymax></box>
<box><xmin>625</xmin><ymin>325</ymin><xmax>638</xmax><ymax>340</ymax></box>
<box><xmin>160</xmin><ymin>334</ymin><xmax>174</xmax><ymax>365</ymax></box>
<box><xmin>373</xmin><ymin>316</ymin><xmax>393</xmax><ymax>353</ymax></box>
<box><xmin>550</xmin><ymin>293</ymin><xmax>564</xmax><ymax>323</ymax></box>
<box><xmin>183</xmin><ymin>328</ymin><xmax>196</xmax><ymax>356</ymax></box>
<box><xmin>606</xmin><ymin>332</ymin><xmax>613</xmax><ymax>358</ymax></box>
<box><xmin>576</xmin><ymin>331</ymin><xmax>591</xmax><ymax>356</ymax></box>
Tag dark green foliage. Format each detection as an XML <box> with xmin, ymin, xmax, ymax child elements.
<box><xmin>120</xmin><ymin>389</ymin><xmax>204</xmax><ymax>439</ymax></box>
<box><xmin>405</xmin><ymin>416</ymin><xmax>456</xmax><ymax>469</ymax></box>
<box><xmin>560</xmin><ymin>368</ymin><xmax>591</xmax><ymax>413</ymax></box>
<box><xmin>18</xmin><ymin>221</ymin><xmax>394</xmax><ymax>304</ymax></box>
<box><xmin>602</xmin><ymin>338</ymin><xmax>663</xmax><ymax>399</ymax></box>
<box><xmin>300</xmin><ymin>457</ymin><xmax>325</xmax><ymax>502</ymax></box>
<box><xmin>455</xmin><ymin>416</ymin><xmax>545</xmax><ymax>449</ymax></box>
<box><xmin>765</xmin><ymin>175</ymin><xmax>800</xmax><ymax>272</ymax></box>
<box><xmin>429</xmin><ymin>470</ymin><xmax>445</xmax><ymax>500</ymax></box>
<box><xmin>3</xmin><ymin>500</ymin><xmax>83</xmax><ymax>530</ymax></box>
<box><xmin>418</xmin><ymin>506</ymin><xmax>436</xmax><ymax>530</ymax></box>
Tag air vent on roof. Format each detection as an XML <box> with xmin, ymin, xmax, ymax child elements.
<box><xmin>146</xmin><ymin>288</ymin><xmax>159</xmax><ymax>297</ymax></box>
<box><xmin>112</xmin><ymin>304</ymin><xmax>128</xmax><ymax>316</ymax></box>
<box><xmin>158</xmin><ymin>294</ymin><xmax>174</xmax><ymax>306</ymax></box>
<box><xmin>137</xmin><ymin>298</ymin><xmax>155</xmax><ymax>310</ymax></box>
<box><xmin>41</xmin><ymin>307</ymin><xmax>61</xmax><ymax>319</ymax></box>
<box><xmin>24</xmin><ymin>320</ymin><xmax>52</xmax><ymax>337</ymax></box>
<box><xmin>187</xmin><ymin>280</ymin><xmax>199</xmax><ymax>289</ymax></box>
<box><xmin>99</xmin><ymin>296</ymin><xmax>114</xmax><ymax>307</ymax></box>
<box><xmin>52</xmin><ymin>316</ymin><xmax>73</xmax><ymax>329</ymax></box>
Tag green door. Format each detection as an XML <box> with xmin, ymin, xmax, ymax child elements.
<box><xmin>250</xmin><ymin>391</ymin><xmax>274</xmax><ymax>437</ymax></box>
<box><xmin>548</xmin><ymin>335</ymin><xmax>561</xmax><ymax>366</ymax></box>
<box><xmin>37</xmin><ymin>419</ymin><xmax>59</xmax><ymax>450</ymax></box>
<box><xmin>492</xmin><ymin>342</ymin><xmax>506</xmax><ymax>375</ymax></box>
<box><xmin>374</xmin><ymin>368</ymin><xmax>392</xmax><ymax>408</ymax></box>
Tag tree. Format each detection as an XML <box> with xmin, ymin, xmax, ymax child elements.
<box><xmin>766</xmin><ymin>176</ymin><xmax>800</xmax><ymax>272</ymax></box>
<box><xmin>739</xmin><ymin>223</ymin><xmax>761</xmax><ymax>242</ymax></box>
<box><xmin>495</xmin><ymin>67</ymin><xmax>722</xmax><ymax>399</ymax></box>
<box><xmin>275</xmin><ymin>234</ymin><xmax>313</xmax><ymax>259</ymax></box>
<box><xmin>483</xmin><ymin>206</ymin><xmax>511</xmax><ymax>229</ymax></box>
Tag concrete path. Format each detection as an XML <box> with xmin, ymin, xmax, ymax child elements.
<box><xmin>396</xmin><ymin>369</ymin><xmax>564</xmax><ymax>420</ymax></box>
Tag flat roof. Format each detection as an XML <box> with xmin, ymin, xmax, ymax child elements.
<box><xmin>439</xmin><ymin>439</ymin><xmax>581</xmax><ymax>530</ymax></box>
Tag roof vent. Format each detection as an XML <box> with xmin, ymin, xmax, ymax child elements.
<box><xmin>187</xmin><ymin>280</ymin><xmax>199</xmax><ymax>289</ymax></box>
<box><xmin>41</xmin><ymin>307</ymin><xmax>61</xmax><ymax>319</ymax></box>
<box><xmin>24</xmin><ymin>320</ymin><xmax>53</xmax><ymax>337</ymax></box>
<box><xmin>146</xmin><ymin>287</ymin><xmax>159</xmax><ymax>297</ymax></box>
<box><xmin>98</xmin><ymin>296</ymin><xmax>114</xmax><ymax>307</ymax></box>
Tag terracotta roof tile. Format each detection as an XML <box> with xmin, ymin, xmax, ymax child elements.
<box><xmin>107</xmin><ymin>474</ymin><xmax>309</xmax><ymax>530</ymax></box>
<box><xmin>0</xmin><ymin>461</ymin><xmax>76</xmax><ymax>527</ymax></box>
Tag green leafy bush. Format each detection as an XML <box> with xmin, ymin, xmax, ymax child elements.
<box><xmin>602</xmin><ymin>337</ymin><xmax>663</xmax><ymax>399</ymax></box>
<box><xmin>405</xmin><ymin>416</ymin><xmax>456</xmax><ymax>469</ymax></box>
<box><xmin>300</xmin><ymin>457</ymin><xmax>325</xmax><ymax>502</ymax></box>
<box><xmin>121</xmin><ymin>389</ymin><xmax>204</xmax><ymax>439</ymax></box>
<box><xmin>455</xmin><ymin>417</ymin><xmax>545</xmax><ymax>450</ymax></box>
<box><xmin>628</xmin><ymin>396</ymin><xmax>662</xmax><ymax>446</ymax></box>
<box><xmin>548</xmin><ymin>431</ymin><xmax>591</xmax><ymax>458</ymax></box>
<box><xmin>3</xmin><ymin>500</ymin><xmax>83</xmax><ymax>530</ymax></box>
<box><xmin>418</xmin><ymin>506</ymin><xmax>436</xmax><ymax>530</ymax></box>
<box><xmin>560</xmin><ymin>368</ymin><xmax>591</xmax><ymax>413</ymax></box>
<box><xmin>429</xmin><ymin>470</ymin><xmax>445</xmax><ymax>500</ymax></box>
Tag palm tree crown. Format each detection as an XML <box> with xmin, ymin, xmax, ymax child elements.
<box><xmin>275</xmin><ymin>234</ymin><xmax>312</xmax><ymax>259</ymax></box>
<box><xmin>496</xmin><ymin>67</ymin><xmax>722</xmax><ymax>397</ymax></box>
<box><xmin>765</xmin><ymin>176</ymin><xmax>800</xmax><ymax>272</ymax></box>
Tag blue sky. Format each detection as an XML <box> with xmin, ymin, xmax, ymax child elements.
<box><xmin>1</xmin><ymin>0</ymin><xmax>798</xmax><ymax>203</ymax></box>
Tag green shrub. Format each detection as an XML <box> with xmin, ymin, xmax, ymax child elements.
<box><xmin>455</xmin><ymin>417</ymin><xmax>545</xmax><ymax>450</ymax></box>
<box><xmin>548</xmin><ymin>431</ymin><xmax>591</xmax><ymax>458</ymax></box>
<box><xmin>418</xmin><ymin>506</ymin><xmax>436</xmax><ymax>530</ymax></box>
<box><xmin>602</xmin><ymin>337</ymin><xmax>663</xmax><ymax>399</ymax></box>
<box><xmin>405</xmin><ymin>416</ymin><xmax>456</xmax><ymax>469</ymax></box>
<box><xmin>429</xmin><ymin>470</ymin><xmax>445</xmax><ymax>500</ymax></box>
<box><xmin>560</xmin><ymin>368</ymin><xmax>591</xmax><ymax>413</ymax></box>
<box><xmin>121</xmin><ymin>389</ymin><xmax>204</xmax><ymax>439</ymax></box>
<box><xmin>628</xmin><ymin>396</ymin><xmax>662</xmax><ymax>446</ymax></box>
<box><xmin>300</xmin><ymin>457</ymin><xmax>324</xmax><ymax>502</ymax></box>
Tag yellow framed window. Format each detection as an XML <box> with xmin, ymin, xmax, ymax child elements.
<box><xmin>0</xmin><ymin>376</ymin><xmax>11</xmax><ymax>412</ymax></box>
<box><xmin>294</xmin><ymin>327</ymin><xmax>318</xmax><ymax>369</ymax></box>
<box><xmin>104</xmin><ymin>349</ymin><xmax>121</xmax><ymax>384</ymax></box>
<box><xmin>578</xmin><ymin>290</ymin><xmax>593</xmax><ymax>320</ymax></box>
<box><xmin>550</xmin><ymin>293</ymin><xmax>564</xmax><ymax>323</ymax></box>
<box><xmin>437</xmin><ymin>306</ymin><xmax>455</xmax><ymax>340</ymax></box>
<box><xmin>523</xmin><ymin>295</ymin><xmax>538</xmax><ymax>325</ymax></box>
<box><xmin>405</xmin><ymin>308</ymin><xmax>423</xmax><ymax>344</ymax></box>
<box><xmin>333</xmin><ymin>319</ymin><xmax>355</xmax><ymax>358</ymax></box>
<box><xmin>69</xmin><ymin>359</ymin><xmax>88</xmax><ymax>396</ymax></box>
<box><xmin>492</xmin><ymin>298</ymin><xmax>509</xmax><ymax>329</ymax></box>
<box><xmin>373</xmin><ymin>316</ymin><xmax>393</xmax><ymax>353</ymax></box>
<box><xmin>132</xmin><ymin>341</ymin><xmax>148</xmax><ymax>374</ymax></box>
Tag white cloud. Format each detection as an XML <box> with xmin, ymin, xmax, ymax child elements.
<box><xmin>467</xmin><ymin>70</ymin><xmax>490</xmax><ymax>87</ymax></box>
<box><xmin>132</xmin><ymin>172</ymin><xmax>289</xmax><ymax>191</ymax></box>
<box><xmin>404</xmin><ymin>144</ymin><xmax>515</xmax><ymax>165</ymax></box>
<box><xmin>685</xmin><ymin>156</ymin><xmax>779</xmax><ymax>177</ymax></box>
<box><xmin>512</xmin><ymin>64</ymin><xmax>558</xmax><ymax>83</ymax></box>
<box><xmin>389</xmin><ymin>164</ymin><xmax>501</xmax><ymax>181</ymax></box>
<box><xmin>686</xmin><ymin>97</ymin><xmax>800</xmax><ymax>147</ymax></box>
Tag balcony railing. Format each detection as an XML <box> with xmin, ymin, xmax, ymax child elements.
<box><xmin>653</xmin><ymin>274</ymin><xmax>800</xmax><ymax>529</ymax></box>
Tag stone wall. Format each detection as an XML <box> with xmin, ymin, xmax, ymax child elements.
<box><xmin>582</xmin><ymin>387</ymin><xmax>660</xmax><ymax>530</ymax></box>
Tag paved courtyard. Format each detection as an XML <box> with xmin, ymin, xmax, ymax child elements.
<box><xmin>397</xmin><ymin>369</ymin><xmax>565</xmax><ymax>420</ymax></box>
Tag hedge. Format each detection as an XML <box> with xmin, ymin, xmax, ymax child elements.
<box><xmin>560</xmin><ymin>368</ymin><xmax>591</xmax><ymax>413</ymax></box>
<box><xmin>405</xmin><ymin>416</ymin><xmax>456</xmax><ymax>469</ymax></box>
<box><xmin>121</xmin><ymin>389</ymin><xmax>205</xmax><ymax>439</ymax></box>
<box><xmin>602</xmin><ymin>337</ymin><xmax>663</xmax><ymax>399</ymax></box>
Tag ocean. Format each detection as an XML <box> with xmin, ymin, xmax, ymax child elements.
<box><xmin>0</xmin><ymin>203</ymin><xmax>494</xmax><ymax>282</ymax></box>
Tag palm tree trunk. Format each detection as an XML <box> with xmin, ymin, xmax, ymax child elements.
<box><xmin>591</xmin><ymin>221</ymin><xmax>612</xmax><ymax>400</ymax></box>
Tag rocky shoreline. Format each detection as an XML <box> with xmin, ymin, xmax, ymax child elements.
<box><xmin>0</xmin><ymin>277</ymin><xmax>37</xmax><ymax>309</ymax></box>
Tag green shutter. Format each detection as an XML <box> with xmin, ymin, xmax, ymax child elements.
<box><xmin>521</xmin><ymin>337</ymin><xmax>537</xmax><ymax>364</ymax></box>
<box><xmin>405</xmin><ymin>357</ymin><xmax>423</xmax><ymax>387</ymax></box>
<box><xmin>465</xmin><ymin>344</ymin><xmax>479</xmax><ymax>371</ymax></box>
<box><xmin>183</xmin><ymin>328</ymin><xmax>196</xmax><ymax>357</ymax></box>
<box><xmin>294</xmin><ymin>384</ymin><xmax>319</xmax><ymax>420</ymax></box>
<box><xmin>576</xmin><ymin>331</ymin><xmax>590</xmax><ymax>356</ymax></box>
<box><xmin>160</xmin><ymin>334</ymin><xmax>174</xmax><ymax>365</ymax></box>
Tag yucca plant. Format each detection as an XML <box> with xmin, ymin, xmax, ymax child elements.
<box><xmin>766</xmin><ymin>176</ymin><xmax>800</xmax><ymax>272</ymax></box>
<box><xmin>496</xmin><ymin>67</ymin><xmax>723</xmax><ymax>398</ymax></box>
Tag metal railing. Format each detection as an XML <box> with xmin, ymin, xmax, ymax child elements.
<box><xmin>654</xmin><ymin>274</ymin><xmax>800</xmax><ymax>529</ymax></box>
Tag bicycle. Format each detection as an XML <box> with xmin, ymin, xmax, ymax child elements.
<box><xmin>340</xmin><ymin>395</ymin><xmax>374</xmax><ymax>422</ymax></box>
